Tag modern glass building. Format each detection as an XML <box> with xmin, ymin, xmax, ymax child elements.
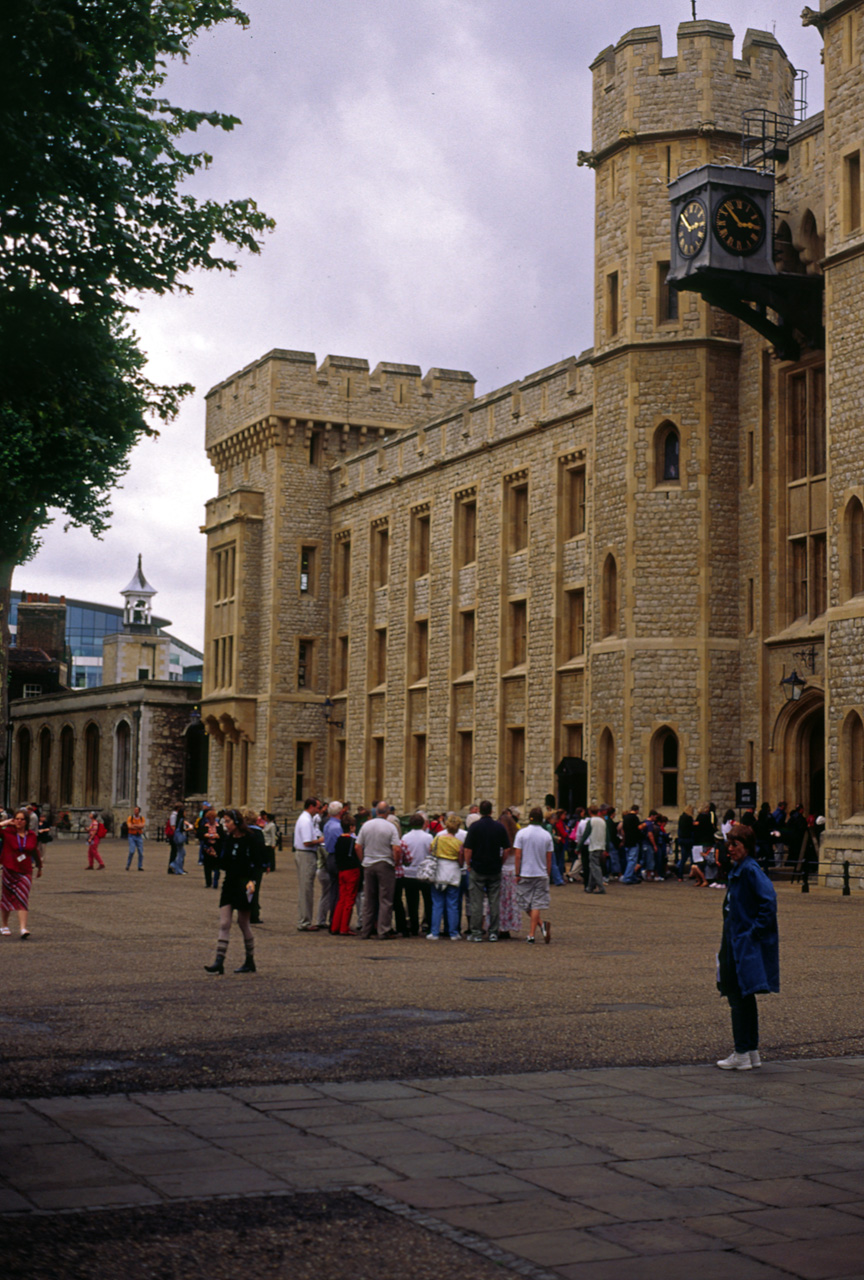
<box><xmin>9</xmin><ymin>592</ymin><xmax>203</xmax><ymax>689</ymax></box>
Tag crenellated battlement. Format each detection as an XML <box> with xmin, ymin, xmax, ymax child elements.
<box><xmin>590</xmin><ymin>21</ymin><xmax>794</xmax><ymax>160</ymax></box>
<box><xmin>205</xmin><ymin>348</ymin><xmax>475</xmax><ymax>456</ymax></box>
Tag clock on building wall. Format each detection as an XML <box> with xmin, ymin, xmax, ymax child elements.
<box><xmin>666</xmin><ymin>163</ymin><xmax>823</xmax><ymax>361</ymax></box>
<box><xmin>668</xmin><ymin>164</ymin><xmax>774</xmax><ymax>275</ymax></box>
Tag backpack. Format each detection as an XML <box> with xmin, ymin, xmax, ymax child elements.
<box><xmin>97</xmin><ymin>822</ymin><xmax>107</xmax><ymax>840</ymax></box>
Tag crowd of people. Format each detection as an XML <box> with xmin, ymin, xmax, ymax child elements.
<box><xmin>0</xmin><ymin>792</ymin><xmax>784</xmax><ymax>1070</ymax></box>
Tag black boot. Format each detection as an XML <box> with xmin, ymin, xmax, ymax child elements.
<box><xmin>234</xmin><ymin>956</ymin><xmax>256</xmax><ymax>973</ymax></box>
<box><xmin>204</xmin><ymin>959</ymin><xmax>224</xmax><ymax>974</ymax></box>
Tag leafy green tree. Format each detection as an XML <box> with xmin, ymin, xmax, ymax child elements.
<box><xmin>0</xmin><ymin>0</ymin><xmax>273</xmax><ymax>800</ymax></box>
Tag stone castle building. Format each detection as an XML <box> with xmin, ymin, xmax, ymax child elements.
<box><xmin>201</xmin><ymin>4</ymin><xmax>864</xmax><ymax>883</ymax></box>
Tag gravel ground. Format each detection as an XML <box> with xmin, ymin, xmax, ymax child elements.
<box><xmin>5</xmin><ymin>1191</ymin><xmax>511</xmax><ymax>1280</ymax></box>
<box><xmin>1</xmin><ymin>838</ymin><xmax>862</xmax><ymax>1098</ymax></box>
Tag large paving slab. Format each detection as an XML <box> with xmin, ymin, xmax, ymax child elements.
<box><xmin>4</xmin><ymin>1058</ymin><xmax>864</xmax><ymax>1277</ymax></box>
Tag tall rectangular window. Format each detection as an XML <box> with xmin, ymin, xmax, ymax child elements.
<box><xmin>565</xmin><ymin>466</ymin><xmax>586</xmax><ymax>539</ymax></box>
<box><xmin>371</xmin><ymin>737</ymin><xmax>385</xmax><ymax>802</ymax></box>
<box><xmin>746</xmin><ymin>577</ymin><xmax>755</xmax><ymax>635</ymax></box>
<box><xmin>337</xmin><ymin>537</ymin><xmax>351</xmax><ymax>598</ymax></box>
<box><xmin>294</xmin><ymin>741</ymin><xmax>312</xmax><ymax>804</ymax></box>
<box><xmin>412</xmin><ymin>510</ymin><xmax>430</xmax><ymax>578</ymax></box>
<box><xmin>410</xmin><ymin>734</ymin><xmax>427</xmax><ymax>809</ymax></box>
<box><xmin>509</xmin><ymin>599</ymin><xmax>527</xmax><ymax>668</ymax></box>
<box><xmin>845</xmin><ymin>151</ymin><xmax>861</xmax><ymax>233</ymax></box>
<box><xmin>411</xmin><ymin>619</ymin><xmax>429</xmax><ymax>683</ymax></box>
<box><xmin>456</xmin><ymin>496</ymin><xmax>476</xmax><ymax>567</ymax></box>
<box><xmin>785</xmin><ymin>363</ymin><xmax>827</xmax><ymax>622</ymax></box>
<box><xmin>458</xmin><ymin>609</ymin><xmax>475</xmax><ymax>676</ymax></box>
<box><xmin>334</xmin><ymin>739</ymin><xmax>347</xmax><ymax>801</ymax></box>
<box><xmin>373</xmin><ymin>627</ymin><xmax>387</xmax><ymax>686</ymax></box>
<box><xmin>214</xmin><ymin>543</ymin><xmax>236</xmax><ymax>603</ymax></box>
<box><xmin>335</xmin><ymin>634</ymin><xmax>349</xmax><ymax>692</ymax></box>
<box><xmin>607</xmin><ymin>270</ymin><xmax>619</xmax><ymax>337</ymax></box>
<box><xmin>456</xmin><ymin>731</ymin><xmax>473</xmax><ymax>809</ymax></box>
<box><xmin>372</xmin><ymin>523</ymin><xmax>389</xmax><ymax>589</ymax></box>
<box><xmin>657</xmin><ymin>261</ymin><xmax>678</xmax><ymax>323</ymax></box>
<box><xmin>505</xmin><ymin>727</ymin><xmax>525</xmax><ymax>805</ymax></box>
<box><xmin>565</xmin><ymin>589</ymin><xmax>585</xmax><ymax>660</ymax></box>
<box><xmin>297</xmin><ymin>638</ymin><xmax>316</xmax><ymax>690</ymax></box>
<box><xmin>791</xmin><ymin>538</ymin><xmax>808</xmax><ymax>620</ymax></box>
<box><xmin>508</xmin><ymin>483</ymin><xmax>529</xmax><ymax>553</ymax></box>
<box><xmin>299</xmin><ymin>545</ymin><xmax>317</xmax><ymax>594</ymax></box>
<box><xmin>812</xmin><ymin>533</ymin><xmax>827</xmax><ymax>618</ymax></box>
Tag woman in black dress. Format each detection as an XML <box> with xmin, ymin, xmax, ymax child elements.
<box><xmin>203</xmin><ymin>809</ymin><xmax>263</xmax><ymax>974</ymax></box>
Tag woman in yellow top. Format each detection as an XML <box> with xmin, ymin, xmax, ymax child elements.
<box><xmin>428</xmin><ymin>813</ymin><xmax>464</xmax><ymax>941</ymax></box>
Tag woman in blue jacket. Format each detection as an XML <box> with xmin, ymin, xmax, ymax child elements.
<box><xmin>716</xmin><ymin>822</ymin><xmax>779</xmax><ymax>1070</ymax></box>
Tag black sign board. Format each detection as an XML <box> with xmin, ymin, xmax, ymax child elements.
<box><xmin>736</xmin><ymin>781</ymin><xmax>757</xmax><ymax>809</ymax></box>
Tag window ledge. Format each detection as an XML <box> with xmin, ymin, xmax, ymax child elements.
<box><xmin>764</xmin><ymin>617</ymin><xmax>827</xmax><ymax>646</ymax></box>
<box><xmin>452</xmin><ymin>671</ymin><xmax>475</xmax><ymax>685</ymax></box>
<box><xmin>557</xmin><ymin>658</ymin><xmax>586</xmax><ymax>673</ymax></box>
<box><xmin>368</xmin><ymin>682</ymin><xmax>387</xmax><ymax>695</ymax></box>
<box><xmin>407</xmin><ymin>678</ymin><xmax>429</xmax><ymax>691</ymax></box>
<box><xmin>502</xmin><ymin>664</ymin><xmax>527</xmax><ymax>679</ymax></box>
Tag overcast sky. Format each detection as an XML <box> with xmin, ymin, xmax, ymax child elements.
<box><xmin>21</xmin><ymin>2</ymin><xmax>824</xmax><ymax>652</ymax></box>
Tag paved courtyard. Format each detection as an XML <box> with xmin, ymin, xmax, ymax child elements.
<box><xmin>3</xmin><ymin>838</ymin><xmax>864</xmax><ymax>1276</ymax></box>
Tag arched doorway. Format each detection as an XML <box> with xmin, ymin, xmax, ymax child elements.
<box><xmin>801</xmin><ymin>707</ymin><xmax>825</xmax><ymax>816</ymax></box>
<box><xmin>775</xmin><ymin>691</ymin><xmax>825</xmax><ymax>816</ymax></box>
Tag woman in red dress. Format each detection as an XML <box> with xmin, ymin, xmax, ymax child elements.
<box><xmin>86</xmin><ymin>811</ymin><xmax>106</xmax><ymax>870</ymax></box>
<box><xmin>1</xmin><ymin>810</ymin><xmax>43</xmax><ymax>940</ymax></box>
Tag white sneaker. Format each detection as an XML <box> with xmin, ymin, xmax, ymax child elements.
<box><xmin>426</xmin><ymin>933</ymin><xmax>438</xmax><ymax>941</ymax></box>
<box><xmin>716</xmin><ymin>1051</ymin><xmax>753</xmax><ymax>1071</ymax></box>
<box><xmin>750</xmin><ymin>1050</ymin><xmax>762</xmax><ymax>1068</ymax></box>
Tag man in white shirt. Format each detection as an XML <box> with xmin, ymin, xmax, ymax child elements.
<box><xmin>585</xmin><ymin>806</ymin><xmax>608</xmax><ymax>895</ymax></box>
<box><xmin>514</xmin><ymin>806</ymin><xmax>554</xmax><ymax>944</ymax></box>
<box><xmin>356</xmin><ymin>801</ymin><xmax>402</xmax><ymax>939</ymax></box>
<box><xmin>293</xmin><ymin>797</ymin><xmax>323</xmax><ymax>931</ymax></box>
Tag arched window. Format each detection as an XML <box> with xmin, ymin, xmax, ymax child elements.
<box><xmin>845</xmin><ymin>496</ymin><xmax>864</xmax><ymax>599</ymax></box>
<box><xmin>114</xmin><ymin>720</ymin><xmax>131</xmax><ymax>803</ymax></box>
<box><xmin>38</xmin><ymin>727</ymin><xmax>51</xmax><ymax>806</ymax></box>
<box><xmin>16</xmin><ymin>728</ymin><xmax>31</xmax><ymax>803</ymax></box>
<box><xmin>652</xmin><ymin>727</ymin><xmax>679</xmax><ymax>809</ymax></box>
<box><xmin>601</xmin><ymin>554</ymin><xmax>618</xmax><ymax>638</ymax></box>
<box><xmin>842</xmin><ymin>711</ymin><xmax>864</xmax><ymax>819</ymax></box>
<box><xmin>799</xmin><ymin>208</ymin><xmax>824</xmax><ymax>270</ymax></box>
<box><xmin>84</xmin><ymin>723</ymin><xmax>100</xmax><ymax>807</ymax></box>
<box><xmin>597</xmin><ymin>727</ymin><xmax>615</xmax><ymax>805</ymax></box>
<box><xmin>655</xmin><ymin>422</ymin><xmax>680</xmax><ymax>484</ymax></box>
<box><xmin>59</xmin><ymin>726</ymin><xmax>75</xmax><ymax>806</ymax></box>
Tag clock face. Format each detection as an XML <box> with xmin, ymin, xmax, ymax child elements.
<box><xmin>676</xmin><ymin>198</ymin><xmax>707</xmax><ymax>259</ymax></box>
<box><xmin>713</xmin><ymin>193</ymin><xmax>766</xmax><ymax>256</ymax></box>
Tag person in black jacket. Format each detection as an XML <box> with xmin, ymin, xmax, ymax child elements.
<box><xmin>203</xmin><ymin>810</ymin><xmax>264</xmax><ymax>974</ymax></box>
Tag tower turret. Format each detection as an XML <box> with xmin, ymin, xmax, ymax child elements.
<box><xmin>585</xmin><ymin>21</ymin><xmax>794</xmax><ymax>811</ymax></box>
